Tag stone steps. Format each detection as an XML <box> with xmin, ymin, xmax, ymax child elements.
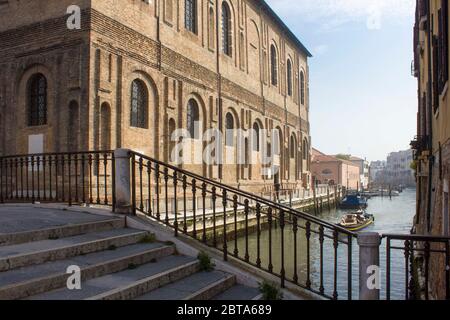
<box><xmin>135</xmin><ymin>271</ymin><xmax>236</xmax><ymax>300</ymax></box>
<box><xmin>0</xmin><ymin>217</ymin><xmax>125</xmax><ymax>247</ymax></box>
<box><xmin>0</xmin><ymin>242</ymin><xmax>175</xmax><ymax>300</ymax></box>
<box><xmin>0</xmin><ymin>228</ymin><xmax>149</xmax><ymax>272</ymax></box>
<box><xmin>27</xmin><ymin>255</ymin><xmax>200</xmax><ymax>300</ymax></box>
<box><xmin>0</xmin><ymin>207</ymin><xmax>263</xmax><ymax>300</ymax></box>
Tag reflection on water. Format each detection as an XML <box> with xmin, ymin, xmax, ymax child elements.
<box><xmin>235</xmin><ymin>188</ymin><xmax>416</xmax><ymax>300</ymax></box>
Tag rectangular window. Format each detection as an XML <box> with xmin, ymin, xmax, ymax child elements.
<box><xmin>185</xmin><ymin>0</ymin><xmax>197</xmax><ymax>34</ymax></box>
<box><xmin>438</xmin><ymin>1</ymin><xmax>449</xmax><ymax>93</ymax></box>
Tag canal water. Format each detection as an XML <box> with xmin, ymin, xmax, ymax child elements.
<box><xmin>235</xmin><ymin>188</ymin><xmax>417</xmax><ymax>300</ymax></box>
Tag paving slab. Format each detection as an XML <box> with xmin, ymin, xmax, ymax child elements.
<box><xmin>213</xmin><ymin>284</ymin><xmax>261</xmax><ymax>300</ymax></box>
<box><xmin>135</xmin><ymin>270</ymin><xmax>231</xmax><ymax>300</ymax></box>
<box><xmin>0</xmin><ymin>206</ymin><xmax>120</xmax><ymax>234</ymax></box>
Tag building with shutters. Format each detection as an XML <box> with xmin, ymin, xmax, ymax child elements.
<box><xmin>0</xmin><ymin>0</ymin><xmax>313</xmax><ymax>193</ymax></box>
<box><xmin>411</xmin><ymin>0</ymin><xmax>450</xmax><ymax>300</ymax></box>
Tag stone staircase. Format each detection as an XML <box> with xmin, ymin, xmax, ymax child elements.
<box><xmin>0</xmin><ymin>208</ymin><xmax>261</xmax><ymax>300</ymax></box>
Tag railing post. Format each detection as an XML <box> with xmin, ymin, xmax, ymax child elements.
<box><xmin>114</xmin><ymin>149</ymin><xmax>132</xmax><ymax>214</ymax></box>
<box><xmin>358</xmin><ymin>232</ymin><xmax>381</xmax><ymax>300</ymax></box>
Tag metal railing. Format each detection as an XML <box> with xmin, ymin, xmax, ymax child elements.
<box><xmin>3</xmin><ymin>149</ymin><xmax>449</xmax><ymax>300</ymax></box>
<box><xmin>383</xmin><ymin>234</ymin><xmax>450</xmax><ymax>300</ymax></box>
<box><xmin>129</xmin><ymin>151</ymin><xmax>356</xmax><ymax>300</ymax></box>
<box><xmin>0</xmin><ymin>151</ymin><xmax>115</xmax><ymax>209</ymax></box>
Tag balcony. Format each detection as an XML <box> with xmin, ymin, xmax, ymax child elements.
<box><xmin>411</xmin><ymin>60</ymin><xmax>418</xmax><ymax>77</ymax></box>
<box><xmin>410</xmin><ymin>135</ymin><xmax>429</xmax><ymax>153</ymax></box>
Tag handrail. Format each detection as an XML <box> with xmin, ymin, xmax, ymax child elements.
<box><xmin>129</xmin><ymin>151</ymin><xmax>355</xmax><ymax>236</ymax></box>
<box><xmin>0</xmin><ymin>150</ymin><xmax>114</xmax><ymax>159</ymax></box>
<box><xmin>383</xmin><ymin>233</ymin><xmax>450</xmax><ymax>242</ymax></box>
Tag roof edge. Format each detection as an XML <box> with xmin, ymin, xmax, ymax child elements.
<box><xmin>258</xmin><ymin>0</ymin><xmax>313</xmax><ymax>58</ymax></box>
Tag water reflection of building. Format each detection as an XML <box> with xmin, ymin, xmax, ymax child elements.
<box><xmin>311</xmin><ymin>149</ymin><xmax>360</xmax><ymax>190</ymax></box>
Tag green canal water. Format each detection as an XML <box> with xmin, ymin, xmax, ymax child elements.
<box><xmin>235</xmin><ymin>188</ymin><xmax>417</xmax><ymax>300</ymax></box>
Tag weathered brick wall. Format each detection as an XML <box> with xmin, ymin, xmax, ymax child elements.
<box><xmin>0</xmin><ymin>0</ymin><xmax>312</xmax><ymax>192</ymax></box>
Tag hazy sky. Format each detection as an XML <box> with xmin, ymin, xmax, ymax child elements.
<box><xmin>265</xmin><ymin>0</ymin><xmax>417</xmax><ymax>162</ymax></box>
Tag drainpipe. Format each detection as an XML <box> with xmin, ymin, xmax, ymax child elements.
<box><xmin>426</xmin><ymin>0</ymin><xmax>433</xmax><ymax>232</ymax></box>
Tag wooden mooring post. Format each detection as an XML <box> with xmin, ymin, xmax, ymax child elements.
<box><xmin>327</xmin><ymin>186</ymin><xmax>331</xmax><ymax>211</ymax></box>
<box><xmin>312</xmin><ymin>185</ymin><xmax>318</xmax><ymax>215</ymax></box>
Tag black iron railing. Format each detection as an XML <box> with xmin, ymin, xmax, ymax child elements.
<box><xmin>129</xmin><ymin>151</ymin><xmax>356</xmax><ymax>300</ymax></box>
<box><xmin>383</xmin><ymin>234</ymin><xmax>450</xmax><ymax>300</ymax></box>
<box><xmin>0</xmin><ymin>151</ymin><xmax>115</xmax><ymax>209</ymax></box>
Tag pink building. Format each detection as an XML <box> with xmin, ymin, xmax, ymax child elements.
<box><xmin>311</xmin><ymin>149</ymin><xmax>361</xmax><ymax>190</ymax></box>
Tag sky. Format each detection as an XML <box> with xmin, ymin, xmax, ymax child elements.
<box><xmin>265</xmin><ymin>0</ymin><xmax>417</xmax><ymax>162</ymax></box>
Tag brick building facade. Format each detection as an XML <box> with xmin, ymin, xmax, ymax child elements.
<box><xmin>0</xmin><ymin>0</ymin><xmax>312</xmax><ymax>193</ymax></box>
<box><xmin>412</xmin><ymin>0</ymin><xmax>450</xmax><ymax>300</ymax></box>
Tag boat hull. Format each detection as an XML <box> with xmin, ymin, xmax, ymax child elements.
<box><xmin>338</xmin><ymin>217</ymin><xmax>374</xmax><ymax>232</ymax></box>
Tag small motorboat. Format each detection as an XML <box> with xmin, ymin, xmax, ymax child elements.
<box><xmin>339</xmin><ymin>194</ymin><xmax>368</xmax><ymax>209</ymax></box>
<box><xmin>338</xmin><ymin>211</ymin><xmax>374</xmax><ymax>232</ymax></box>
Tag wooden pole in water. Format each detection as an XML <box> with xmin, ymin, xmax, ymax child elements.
<box><xmin>327</xmin><ymin>186</ymin><xmax>331</xmax><ymax>211</ymax></box>
<box><xmin>334</xmin><ymin>185</ymin><xmax>338</xmax><ymax>209</ymax></box>
<box><xmin>312</xmin><ymin>183</ymin><xmax>318</xmax><ymax>215</ymax></box>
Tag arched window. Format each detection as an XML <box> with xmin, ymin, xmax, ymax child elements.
<box><xmin>185</xmin><ymin>0</ymin><xmax>197</xmax><ymax>34</ymax></box>
<box><xmin>225</xmin><ymin>112</ymin><xmax>234</xmax><ymax>147</ymax></box>
<box><xmin>239</xmin><ymin>32</ymin><xmax>245</xmax><ymax>69</ymax></box>
<box><xmin>252</xmin><ymin>122</ymin><xmax>260</xmax><ymax>152</ymax></box>
<box><xmin>287</xmin><ymin>59</ymin><xmax>293</xmax><ymax>96</ymax></box>
<box><xmin>208</xmin><ymin>7</ymin><xmax>215</xmax><ymax>48</ymax></box>
<box><xmin>222</xmin><ymin>2</ymin><xmax>232</xmax><ymax>56</ymax></box>
<box><xmin>28</xmin><ymin>73</ymin><xmax>47</xmax><ymax>126</ymax></box>
<box><xmin>300</xmin><ymin>70</ymin><xmax>305</xmax><ymax>105</ymax></box>
<box><xmin>187</xmin><ymin>99</ymin><xmax>200</xmax><ymax>139</ymax></box>
<box><xmin>168</xmin><ymin>118</ymin><xmax>176</xmax><ymax>162</ymax></box>
<box><xmin>270</xmin><ymin>45</ymin><xmax>278</xmax><ymax>86</ymax></box>
<box><xmin>100</xmin><ymin>103</ymin><xmax>111</xmax><ymax>150</ymax></box>
<box><xmin>290</xmin><ymin>135</ymin><xmax>296</xmax><ymax>158</ymax></box>
<box><xmin>165</xmin><ymin>0</ymin><xmax>173</xmax><ymax>22</ymax></box>
<box><xmin>68</xmin><ymin>101</ymin><xmax>79</xmax><ymax>152</ymax></box>
<box><xmin>303</xmin><ymin>138</ymin><xmax>308</xmax><ymax>160</ymax></box>
<box><xmin>130</xmin><ymin>79</ymin><xmax>148</xmax><ymax>128</ymax></box>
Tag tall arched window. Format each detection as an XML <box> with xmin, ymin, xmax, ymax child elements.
<box><xmin>252</xmin><ymin>122</ymin><xmax>260</xmax><ymax>152</ymax></box>
<box><xmin>221</xmin><ymin>2</ymin><xmax>232</xmax><ymax>56</ymax></box>
<box><xmin>185</xmin><ymin>0</ymin><xmax>197</xmax><ymax>34</ymax></box>
<box><xmin>208</xmin><ymin>7</ymin><xmax>215</xmax><ymax>48</ymax></box>
<box><xmin>225</xmin><ymin>112</ymin><xmax>234</xmax><ymax>147</ymax></box>
<box><xmin>187</xmin><ymin>99</ymin><xmax>200</xmax><ymax>139</ymax></box>
<box><xmin>303</xmin><ymin>138</ymin><xmax>308</xmax><ymax>160</ymax></box>
<box><xmin>270</xmin><ymin>45</ymin><xmax>278</xmax><ymax>86</ymax></box>
<box><xmin>168</xmin><ymin>118</ymin><xmax>176</xmax><ymax>162</ymax></box>
<box><xmin>300</xmin><ymin>70</ymin><xmax>305</xmax><ymax>105</ymax></box>
<box><xmin>28</xmin><ymin>73</ymin><xmax>47</xmax><ymax>126</ymax></box>
<box><xmin>287</xmin><ymin>59</ymin><xmax>293</xmax><ymax>96</ymax></box>
<box><xmin>68</xmin><ymin>101</ymin><xmax>79</xmax><ymax>152</ymax></box>
<box><xmin>130</xmin><ymin>79</ymin><xmax>148</xmax><ymax>128</ymax></box>
<box><xmin>100</xmin><ymin>103</ymin><xmax>111</xmax><ymax>150</ymax></box>
<box><xmin>290</xmin><ymin>135</ymin><xmax>296</xmax><ymax>158</ymax></box>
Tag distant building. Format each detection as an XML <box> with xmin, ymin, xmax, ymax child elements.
<box><xmin>311</xmin><ymin>149</ymin><xmax>360</xmax><ymax>190</ymax></box>
<box><xmin>349</xmin><ymin>156</ymin><xmax>370</xmax><ymax>190</ymax></box>
<box><xmin>384</xmin><ymin>150</ymin><xmax>415</xmax><ymax>187</ymax></box>
<box><xmin>369</xmin><ymin>160</ymin><xmax>386</xmax><ymax>185</ymax></box>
